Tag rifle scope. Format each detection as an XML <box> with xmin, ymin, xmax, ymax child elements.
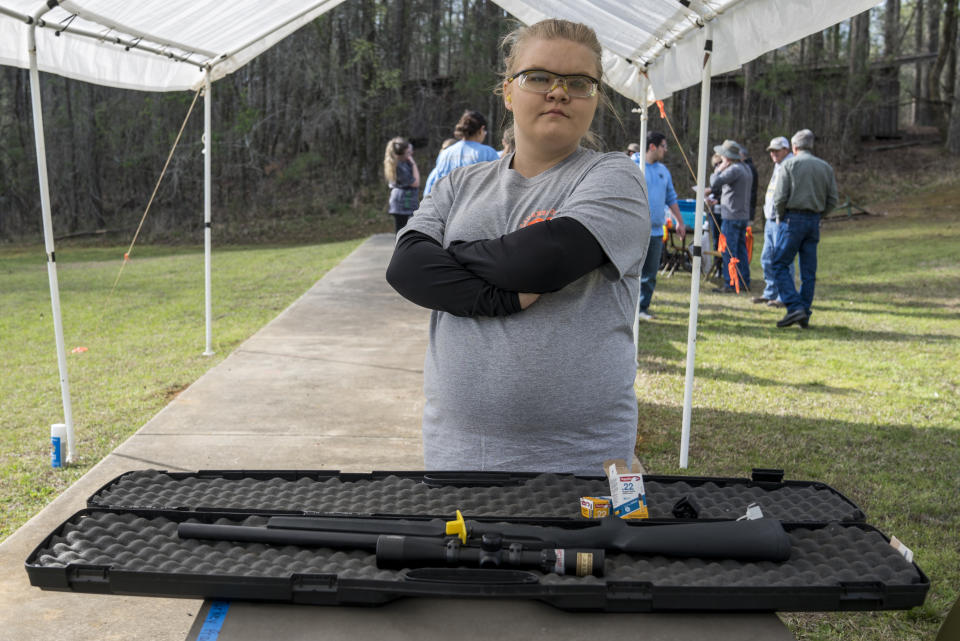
<box><xmin>376</xmin><ymin>533</ymin><xmax>604</xmax><ymax>577</ymax></box>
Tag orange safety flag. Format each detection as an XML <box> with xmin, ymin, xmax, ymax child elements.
<box><xmin>656</xmin><ymin>100</ymin><xmax>666</xmax><ymax>119</ymax></box>
<box><xmin>717</xmin><ymin>232</ymin><xmax>728</xmax><ymax>254</ymax></box>
<box><xmin>745</xmin><ymin>226</ymin><xmax>754</xmax><ymax>262</ymax></box>
<box><xmin>728</xmin><ymin>257</ymin><xmax>741</xmax><ymax>293</ymax></box>
<box><xmin>662</xmin><ymin>218</ymin><xmax>674</xmax><ymax>240</ymax></box>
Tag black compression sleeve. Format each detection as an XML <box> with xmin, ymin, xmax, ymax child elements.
<box><xmin>446</xmin><ymin>217</ymin><xmax>608</xmax><ymax>293</ymax></box>
<box><xmin>386</xmin><ymin>232</ymin><xmax>522</xmax><ymax>317</ymax></box>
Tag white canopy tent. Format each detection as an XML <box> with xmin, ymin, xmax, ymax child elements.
<box><xmin>0</xmin><ymin>0</ymin><xmax>878</xmax><ymax>466</ymax></box>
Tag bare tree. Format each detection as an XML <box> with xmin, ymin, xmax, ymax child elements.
<box><xmin>886</xmin><ymin>0</ymin><xmax>902</xmax><ymax>58</ymax></box>
<box><xmin>844</xmin><ymin>12</ymin><xmax>872</xmax><ymax>154</ymax></box>
<box><xmin>930</xmin><ymin>0</ymin><xmax>960</xmax><ymax>128</ymax></box>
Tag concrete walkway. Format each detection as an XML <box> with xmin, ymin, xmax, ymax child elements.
<box><xmin>1</xmin><ymin>234</ymin><xmax>794</xmax><ymax>641</ymax></box>
<box><xmin>0</xmin><ymin>234</ymin><xmax>427</xmax><ymax>640</ymax></box>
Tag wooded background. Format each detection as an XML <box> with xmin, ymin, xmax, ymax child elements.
<box><xmin>0</xmin><ymin>0</ymin><xmax>958</xmax><ymax>242</ymax></box>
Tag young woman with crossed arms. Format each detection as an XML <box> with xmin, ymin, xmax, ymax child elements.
<box><xmin>387</xmin><ymin>19</ymin><xmax>650</xmax><ymax>474</ymax></box>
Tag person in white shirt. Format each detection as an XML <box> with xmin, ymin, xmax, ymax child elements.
<box><xmin>754</xmin><ymin>136</ymin><xmax>794</xmax><ymax>306</ymax></box>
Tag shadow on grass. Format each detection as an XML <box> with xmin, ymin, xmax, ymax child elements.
<box><xmin>827</xmin><ymin>277</ymin><xmax>960</xmax><ymax>304</ymax></box>
<box><xmin>637</xmin><ymin>357</ymin><xmax>856</xmax><ymax>394</ymax></box>
<box><xmin>658</xmin><ymin>292</ymin><xmax>959</xmax><ymax>321</ymax></box>
<box><xmin>652</xmin><ymin>306</ymin><xmax>957</xmax><ymax>343</ymax></box>
<box><xmin>813</xmin><ymin>300</ymin><xmax>960</xmax><ymax>318</ymax></box>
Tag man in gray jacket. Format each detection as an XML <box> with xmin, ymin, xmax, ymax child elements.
<box><xmin>772</xmin><ymin>129</ymin><xmax>839</xmax><ymax>328</ymax></box>
<box><xmin>708</xmin><ymin>139</ymin><xmax>753</xmax><ymax>293</ymax></box>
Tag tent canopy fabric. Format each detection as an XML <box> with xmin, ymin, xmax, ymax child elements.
<box><xmin>0</xmin><ymin>0</ymin><xmax>879</xmax><ymax>101</ymax></box>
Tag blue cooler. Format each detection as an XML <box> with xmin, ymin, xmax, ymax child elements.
<box><xmin>676</xmin><ymin>199</ymin><xmax>698</xmax><ymax>229</ymax></box>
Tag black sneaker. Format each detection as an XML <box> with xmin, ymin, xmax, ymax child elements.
<box><xmin>752</xmin><ymin>296</ymin><xmax>770</xmax><ymax>304</ymax></box>
<box><xmin>766</xmin><ymin>300</ymin><xmax>785</xmax><ymax>308</ymax></box>
<box><xmin>777</xmin><ymin>309</ymin><xmax>808</xmax><ymax>328</ymax></box>
<box><xmin>712</xmin><ymin>286</ymin><xmax>735</xmax><ymax>294</ymax></box>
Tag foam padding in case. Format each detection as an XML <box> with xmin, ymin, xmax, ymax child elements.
<box><xmin>26</xmin><ymin>508</ymin><xmax>927</xmax><ymax>612</ymax></box>
<box><xmin>87</xmin><ymin>469</ymin><xmax>865</xmax><ymax>523</ymax></box>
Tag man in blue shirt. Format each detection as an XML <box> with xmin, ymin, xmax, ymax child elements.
<box><xmin>633</xmin><ymin>132</ymin><xmax>685</xmax><ymax>320</ymax></box>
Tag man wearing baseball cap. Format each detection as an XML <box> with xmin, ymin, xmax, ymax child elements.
<box><xmin>754</xmin><ymin>136</ymin><xmax>794</xmax><ymax>307</ymax></box>
<box><xmin>626</xmin><ymin>142</ymin><xmax>643</xmax><ymax>157</ymax></box>
<box><xmin>772</xmin><ymin>129</ymin><xmax>839</xmax><ymax>328</ymax></box>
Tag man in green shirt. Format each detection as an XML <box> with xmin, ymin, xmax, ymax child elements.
<box><xmin>771</xmin><ymin>129</ymin><xmax>839</xmax><ymax>328</ymax></box>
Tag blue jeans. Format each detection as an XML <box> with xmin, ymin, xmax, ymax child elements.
<box><xmin>761</xmin><ymin>218</ymin><xmax>794</xmax><ymax>300</ymax></box>
<box><xmin>638</xmin><ymin>234</ymin><xmax>663</xmax><ymax>313</ymax></box>
<box><xmin>720</xmin><ymin>219</ymin><xmax>750</xmax><ymax>289</ymax></box>
<box><xmin>772</xmin><ymin>211</ymin><xmax>820</xmax><ymax>314</ymax></box>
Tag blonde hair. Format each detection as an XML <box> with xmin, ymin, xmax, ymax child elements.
<box><xmin>497</xmin><ymin>19</ymin><xmax>620</xmax><ymax>148</ymax></box>
<box><xmin>501</xmin><ymin>126</ymin><xmax>515</xmax><ymax>154</ymax></box>
<box><xmin>383</xmin><ymin>137</ymin><xmax>409</xmax><ymax>184</ymax></box>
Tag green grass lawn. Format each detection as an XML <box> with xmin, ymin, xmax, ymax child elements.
<box><xmin>635</xmin><ymin>185</ymin><xmax>960</xmax><ymax>640</ymax></box>
<box><xmin>0</xmin><ymin>238</ymin><xmax>362</xmax><ymax>538</ymax></box>
<box><xmin>1</xmin><ymin>178</ymin><xmax>957</xmax><ymax>640</ymax></box>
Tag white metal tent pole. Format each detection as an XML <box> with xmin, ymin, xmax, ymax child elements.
<box><xmin>632</xmin><ymin>73</ymin><xmax>649</xmax><ymax>348</ymax></box>
<box><xmin>679</xmin><ymin>22</ymin><xmax>713</xmax><ymax>469</ymax></box>
<box><xmin>203</xmin><ymin>69</ymin><xmax>214</xmax><ymax>356</ymax></box>
<box><xmin>28</xmin><ymin>23</ymin><xmax>76</xmax><ymax>463</ymax></box>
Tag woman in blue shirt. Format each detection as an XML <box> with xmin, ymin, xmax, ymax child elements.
<box><xmin>423</xmin><ymin>110</ymin><xmax>500</xmax><ymax>195</ymax></box>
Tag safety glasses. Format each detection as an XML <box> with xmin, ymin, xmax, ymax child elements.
<box><xmin>507</xmin><ymin>68</ymin><xmax>600</xmax><ymax>98</ymax></box>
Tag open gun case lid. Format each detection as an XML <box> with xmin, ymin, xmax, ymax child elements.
<box><xmin>26</xmin><ymin>468</ymin><xmax>928</xmax><ymax>612</ymax></box>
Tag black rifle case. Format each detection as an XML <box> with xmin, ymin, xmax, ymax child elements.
<box><xmin>25</xmin><ymin>468</ymin><xmax>928</xmax><ymax>612</ymax></box>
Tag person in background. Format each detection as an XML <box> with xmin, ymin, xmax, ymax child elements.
<box><xmin>499</xmin><ymin>126</ymin><xmax>515</xmax><ymax>158</ymax></box>
<box><xmin>705</xmin><ymin>151</ymin><xmax>723</xmax><ymax>273</ymax></box>
<box><xmin>626</xmin><ymin>142</ymin><xmax>642</xmax><ymax>158</ymax></box>
<box><xmin>383</xmin><ymin>137</ymin><xmax>420</xmax><ymax>233</ymax></box>
<box><xmin>423</xmin><ymin>110</ymin><xmax>500</xmax><ymax>195</ymax></box>
<box><xmin>386</xmin><ymin>18</ymin><xmax>649</xmax><ymax>474</ymax></box>
<box><xmin>754</xmin><ymin>136</ymin><xmax>794</xmax><ymax>307</ymax></box>
<box><xmin>424</xmin><ymin>138</ymin><xmax>457</xmax><ymax>190</ymax></box>
<box><xmin>771</xmin><ymin>129</ymin><xmax>838</xmax><ymax>328</ymax></box>
<box><xmin>739</xmin><ymin>142</ymin><xmax>759</xmax><ymax>291</ymax></box>
<box><xmin>633</xmin><ymin>131</ymin><xmax>685</xmax><ymax>320</ymax></box>
<box><xmin>739</xmin><ymin>143</ymin><xmax>759</xmax><ymax>223</ymax></box>
<box><xmin>708</xmin><ymin>139</ymin><xmax>753</xmax><ymax>293</ymax></box>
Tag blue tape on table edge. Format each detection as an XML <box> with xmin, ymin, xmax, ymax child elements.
<box><xmin>197</xmin><ymin>600</ymin><xmax>230</xmax><ymax>641</ymax></box>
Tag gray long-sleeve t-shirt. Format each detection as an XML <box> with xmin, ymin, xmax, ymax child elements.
<box><xmin>399</xmin><ymin>147</ymin><xmax>649</xmax><ymax>475</ymax></box>
<box><xmin>709</xmin><ymin>161</ymin><xmax>753</xmax><ymax>221</ymax></box>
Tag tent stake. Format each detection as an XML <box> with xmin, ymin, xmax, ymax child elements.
<box><xmin>680</xmin><ymin>22</ymin><xmax>713</xmax><ymax>469</ymax></box>
<box><xmin>28</xmin><ymin>22</ymin><xmax>76</xmax><ymax>464</ymax></box>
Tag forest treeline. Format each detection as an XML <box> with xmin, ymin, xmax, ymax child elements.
<box><xmin>0</xmin><ymin>0</ymin><xmax>958</xmax><ymax>242</ymax></box>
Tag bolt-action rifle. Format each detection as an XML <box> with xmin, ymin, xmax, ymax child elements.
<box><xmin>178</xmin><ymin>511</ymin><xmax>791</xmax><ymax>578</ymax></box>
